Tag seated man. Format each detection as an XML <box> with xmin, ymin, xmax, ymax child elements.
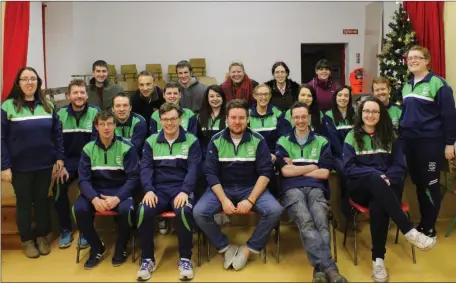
<box><xmin>136</xmin><ymin>103</ymin><xmax>202</xmax><ymax>281</ymax></box>
<box><xmin>74</xmin><ymin>111</ymin><xmax>139</xmax><ymax>270</ymax></box>
<box><xmin>55</xmin><ymin>79</ymin><xmax>99</xmax><ymax>248</ymax></box>
<box><xmin>276</xmin><ymin>102</ymin><xmax>347</xmax><ymax>283</ymax></box>
<box><xmin>193</xmin><ymin>99</ymin><xmax>282</xmax><ymax>271</ymax></box>
<box><xmin>111</xmin><ymin>93</ymin><xmax>147</xmax><ymax>157</ymax></box>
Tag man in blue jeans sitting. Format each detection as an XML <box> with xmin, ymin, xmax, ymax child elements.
<box><xmin>193</xmin><ymin>99</ymin><xmax>282</xmax><ymax>271</ymax></box>
<box><xmin>276</xmin><ymin>102</ymin><xmax>347</xmax><ymax>283</ymax></box>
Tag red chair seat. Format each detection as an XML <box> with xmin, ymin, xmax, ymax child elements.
<box><xmin>95</xmin><ymin>210</ymin><xmax>117</xmax><ymax>216</ymax></box>
<box><xmin>160</xmin><ymin>211</ymin><xmax>176</xmax><ymax>218</ymax></box>
<box><xmin>349</xmin><ymin>198</ymin><xmax>409</xmax><ymax>214</ymax></box>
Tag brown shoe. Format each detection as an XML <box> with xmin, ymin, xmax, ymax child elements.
<box><xmin>326</xmin><ymin>270</ymin><xmax>348</xmax><ymax>283</ymax></box>
<box><xmin>36</xmin><ymin>237</ymin><xmax>51</xmax><ymax>255</ymax></box>
<box><xmin>22</xmin><ymin>240</ymin><xmax>40</xmax><ymax>258</ymax></box>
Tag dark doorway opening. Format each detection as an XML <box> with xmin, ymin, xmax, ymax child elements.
<box><xmin>301</xmin><ymin>43</ymin><xmax>346</xmax><ymax>84</ymax></box>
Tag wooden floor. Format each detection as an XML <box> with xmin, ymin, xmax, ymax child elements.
<box><xmin>1</xmin><ymin>221</ymin><xmax>455</xmax><ymax>282</ymax></box>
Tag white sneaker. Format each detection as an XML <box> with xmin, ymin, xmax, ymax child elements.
<box><xmin>178</xmin><ymin>258</ymin><xmax>194</xmax><ymax>281</ymax></box>
<box><xmin>372</xmin><ymin>258</ymin><xmax>388</xmax><ymax>282</ymax></box>
<box><xmin>405</xmin><ymin>228</ymin><xmax>437</xmax><ymax>251</ymax></box>
<box><xmin>137</xmin><ymin>258</ymin><xmax>157</xmax><ymax>281</ymax></box>
<box><xmin>158</xmin><ymin>219</ymin><xmax>169</xmax><ymax>235</ymax></box>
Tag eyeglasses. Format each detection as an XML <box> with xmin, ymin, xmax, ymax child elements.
<box><xmin>160</xmin><ymin>117</ymin><xmax>180</xmax><ymax>123</ymax></box>
<box><xmin>255</xmin><ymin>92</ymin><xmax>270</xmax><ymax>98</ymax></box>
<box><xmin>407</xmin><ymin>56</ymin><xmax>426</xmax><ymax>62</ymax></box>
<box><xmin>362</xmin><ymin>109</ymin><xmax>380</xmax><ymax>116</ymax></box>
<box><xmin>19</xmin><ymin>77</ymin><xmax>38</xmax><ymax>83</ymax></box>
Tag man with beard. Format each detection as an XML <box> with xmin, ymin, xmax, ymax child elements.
<box><xmin>372</xmin><ymin>77</ymin><xmax>402</xmax><ymax>129</ymax></box>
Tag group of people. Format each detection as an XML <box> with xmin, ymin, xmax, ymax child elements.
<box><xmin>1</xmin><ymin>44</ymin><xmax>454</xmax><ymax>283</ymax></box>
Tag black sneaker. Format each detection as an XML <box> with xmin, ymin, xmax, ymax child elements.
<box><xmin>112</xmin><ymin>249</ymin><xmax>127</xmax><ymax>267</ymax></box>
<box><xmin>84</xmin><ymin>243</ymin><xmax>106</xmax><ymax>270</ymax></box>
<box><xmin>416</xmin><ymin>224</ymin><xmax>437</xmax><ymax>238</ymax></box>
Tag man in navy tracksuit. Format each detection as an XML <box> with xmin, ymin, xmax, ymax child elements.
<box><xmin>55</xmin><ymin>79</ymin><xmax>99</xmax><ymax>248</ymax></box>
<box><xmin>136</xmin><ymin>103</ymin><xmax>201</xmax><ymax>281</ymax></box>
<box><xmin>74</xmin><ymin>111</ymin><xmax>139</xmax><ymax>270</ymax></box>
<box><xmin>193</xmin><ymin>99</ymin><xmax>282</xmax><ymax>272</ymax></box>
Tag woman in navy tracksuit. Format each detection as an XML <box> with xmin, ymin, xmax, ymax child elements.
<box><xmin>323</xmin><ymin>85</ymin><xmax>355</xmax><ymax>215</ymax></box>
<box><xmin>344</xmin><ymin>96</ymin><xmax>436</xmax><ymax>282</ymax></box>
<box><xmin>1</xmin><ymin>67</ymin><xmax>64</xmax><ymax>258</ymax></box>
<box><xmin>401</xmin><ymin>45</ymin><xmax>456</xmax><ymax>238</ymax></box>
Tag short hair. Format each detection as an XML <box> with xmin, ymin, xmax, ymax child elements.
<box><xmin>371</xmin><ymin>77</ymin><xmax>391</xmax><ymax>92</ymax></box>
<box><xmin>253</xmin><ymin>84</ymin><xmax>272</xmax><ymax>95</ymax></box>
<box><xmin>159</xmin><ymin>102</ymin><xmax>183</xmax><ymax>118</ymax></box>
<box><xmin>92</xmin><ymin>60</ymin><xmax>108</xmax><ymax>71</ymax></box>
<box><xmin>406</xmin><ymin>45</ymin><xmax>431</xmax><ymax>70</ymax></box>
<box><xmin>68</xmin><ymin>79</ymin><xmax>87</xmax><ymax>93</ymax></box>
<box><xmin>271</xmin><ymin>61</ymin><xmax>290</xmax><ymax>76</ymax></box>
<box><xmin>94</xmin><ymin>110</ymin><xmax>116</xmax><ymax>125</ymax></box>
<box><xmin>290</xmin><ymin>101</ymin><xmax>310</xmax><ymax>117</ymax></box>
<box><xmin>228</xmin><ymin>61</ymin><xmax>245</xmax><ymax>72</ymax></box>
<box><xmin>176</xmin><ymin>60</ymin><xmax>192</xmax><ymax>73</ymax></box>
<box><xmin>112</xmin><ymin>92</ymin><xmax>131</xmax><ymax>107</ymax></box>
<box><xmin>164</xmin><ymin>81</ymin><xmax>182</xmax><ymax>93</ymax></box>
<box><xmin>315</xmin><ymin>59</ymin><xmax>332</xmax><ymax>70</ymax></box>
<box><xmin>226</xmin><ymin>99</ymin><xmax>249</xmax><ymax>117</ymax></box>
<box><xmin>137</xmin><ymin>70</ymin><xmax>155</xmax><ymax>81</ymax></box>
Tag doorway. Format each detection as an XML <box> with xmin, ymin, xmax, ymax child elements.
<box><xmin>301</xmin><ymin>43</ymin><xmax>346</xmax><ymax>84</ymax></box>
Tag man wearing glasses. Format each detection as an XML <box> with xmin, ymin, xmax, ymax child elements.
<box><xmin>276</xmin><ymin>102</ymin><xmax>347</xmax><ymax>283</ymax></box>
<box><xmin>136</xmin><ymin>103</ymin><xmax>202</xmax><ymax>281</ymax></box>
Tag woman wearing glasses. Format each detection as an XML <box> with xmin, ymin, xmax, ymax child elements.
<box><xmin>1</xmin><ymin>67</ymin><xmax>64</xmax><ymax>258</ymax></box>
<box><xmin>265</xmin><ymin>62</ymin><xmax>300</xmax><ymax>112</ymax></box>
<box><xmin>401</xmin><ymin>45</ymin><xmax>456</xmax><ymax>239</ymax></box>
<box><xmin>343</xmin><ymin>96</ymin><xmax>436</xmax><ymax>282</ymax></box>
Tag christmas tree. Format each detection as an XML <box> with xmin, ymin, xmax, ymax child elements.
<box><xmin>377</xmin><ymin>3</ymin><xmax>418</xmax><ymax>103</ymax></box>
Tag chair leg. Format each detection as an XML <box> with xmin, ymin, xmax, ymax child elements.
<box><xmin>343</xmin><ymin>215</ymin><xmax>348</xmax><ymax>247</ymax></box>
<box><xmin>263</xmin><ymin>246</ymin><xmax>267</xmax><ymax>263</ymax></box>
<box><xmin>407</xmin><ymin>212</ymin><xmax>417</xmax><ymax>264</ymax></box>
<box><xmin>197</xmin><ymin>230</ymin><xmax>201</xmax><ymax>267</ymax></box>
<box><xmin>275</xmin><ymin>224</ymin><xmax>280</xmax><ymax>264</ymax></box>
<box><xmin>352</xmin><ymin>209</ymin><xmax>358</xmax><ymax>266</ymax></box>
<box><xmin>132</xmin><ymin>234</ymin><xmax>136</xmax><ymax>263</ymax></box>
<box><xmin>445</xmin><ymin>215</ymin><xmax>456</xmax><ymax>237</ymax></box>
<box><xmin>395</xmin><ymin>224</ymin><xmax>400</xmax><ymax>244</ymax></box>
<box><xmin>331</xmin><ymin>214</ymin><xmax>338</xmax><ymax>263</ymax></box>
<box><xmin>206</xmin><ymin>235</ymin><xmax>210</xmax><ymax>262</ymax></box>
<box><xmin>76</xmin><ymin>233</ymin><xmax>81</xmax><ymax>264</ymax></box>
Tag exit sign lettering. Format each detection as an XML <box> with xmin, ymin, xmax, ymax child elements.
<box><xmin>343</xmin><ymin>29</ymin><xmax>358</xmax><ymax>35</ymax></box>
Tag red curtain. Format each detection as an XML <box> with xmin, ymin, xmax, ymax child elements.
<box><xmin>403</xmin><ymin>1</ymin><xmax>446</xmax><ymax>78</ymax></box>
<box><xmin>2</xmin><ymin>1</ymin><xmax>30</xmax><ymax>101</ymax></box>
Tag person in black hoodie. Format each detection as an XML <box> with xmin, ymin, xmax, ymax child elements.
<box><xmin>265</xmin><ymin>61</ymin><xmax>300</xmax><ymax>113</ymax></box>
<box><xmin>130</xmin><ymin>71</ymin><xmax>165</xmax><ymax>133</ymax></box>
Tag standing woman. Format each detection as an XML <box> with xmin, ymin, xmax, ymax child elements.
<box><xmin>265</xmin><ymin>62</ymin><xmax>300</xmax><ymax>112</ymax></box>
<box><xmin>344</xmin><ymin>96</ymin><xmax>436</xmax><ymax>282</ymax></box>
<box><xmin>401</xmin><ymin>45</ymin><xmax>456</xmax><ymax>238</ymax></box>
<box><xmin>196</xmin><ymin>85</ymin><xmax>229</xmax><ymax>224</ymax></box>
<box><xmin>1</xmin><ymin>67</ymin><xmax>65</xmax><ymax>258</ymax></box>
<box><xmin>308</xmin><ymin>59</ymin><xmax>339</xmax><ymax>112</ymax></box>
<box><xmin>280</xmin><ymin>84</ymin><xmax>327</xmax><ymax>138</ymax></box>
<box><xmin>221</xmin><ymin>61</ymin><xmax>259</xmax><ymax>106</ymax></box>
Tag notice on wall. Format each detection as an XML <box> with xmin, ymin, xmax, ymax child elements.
<box><xmin>343</xmin><ymin>29</ymin><xmax>359</xmax><ymax>35</ymax></box>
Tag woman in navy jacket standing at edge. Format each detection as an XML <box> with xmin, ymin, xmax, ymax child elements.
<box><xmin>1</xmin><ymin>67</ymin><xmax>65</xmax><ymax>259</ymax></box>
<box><xmin>400</xmin><ymin>45</ymin><xmax>456</xmax><ymax>239</ymax></box>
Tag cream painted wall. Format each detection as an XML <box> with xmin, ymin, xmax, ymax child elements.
<box><xmin>444</xmin><ymin>2</ymin><xmax>456</xmax><ymax>90</ymax></box>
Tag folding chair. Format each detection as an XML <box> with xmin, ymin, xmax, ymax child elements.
<box><xmin>76</xmin><ymin>210</ymin><xmax>136</xmax><ymax>264</ymax></box>
<box><xmin>343</xmin><ymin>198</ymin><xmax>416</xmax><ymax>265</ymax></box>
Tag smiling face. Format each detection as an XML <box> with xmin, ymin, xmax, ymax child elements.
<box><xmin>163</xmin><ymin>87</ymin><xmax>181</xmax><ymax>105</ymax></box>
<box><xmin>336</xmin><ymin>88</ymin><xmax>350</xmax><ymax>108</ymax></box>
<box><xmin>273</xmin><ymin>65</ymin><xmax>287</xmax><ymax>84</ymax></box>
<box><xmin>291</xmin><ymin>106</ymin><xmax>309</xmax><ymax>132</ymax></box>
<box><xmin>298</xmin><ymin>87</ymin><xmax>313</xmax><ymax>107</ymax></box>
<box><xmin>138</xmin><ymin>75</ymin><xmax>155</xmax><ymax>98</ymax></box>
<box><xmin>407</xmin><ymin>49</ymin><xmax>429</xmax><ymax>74</ymax></box>
<box><xmin>362</xmin><ymin>101</ymin><xmax>381</xmax><ymax>128</ymax></box>
<box><xmin>160</xmin><ymin>109</ymin><xmax>181</xmax><ymax>137</ymax></box>
<box><xmin>177</xmin><ymin>66</ymin><xmax>191</xmax><ymax>86</ymax></box>
<box><xmin>254</xmin><ymin>86</ymin><xmax>271</xmax><ymax>108</ymax></box>
<box><xmin>92</xmin><ymin>66</ymin><xmax>108</xmax><ymax>84</ymax></box>
<box><xmin>67</xmin><ymin>85</ymin><xmax>88</xmax><ymax>109</ymax></box>
<box><xmin>208</xmin><ymin>89</ymin><xmax>223</xmax><ymax>109</ymax></box>
<box><xmin>19</xmin><ymin>69</ymin><xmax>38</xmax><ymax>98</ymax></box>
<box><xmin>316</xmin><ymin>67</ymin><xmax>331</xmax><ymax>80</ymax></box>
<box><xmin>112</xmin><ymin>96</ymin><xmax>131</xmax><ymax>121</ymax></box>
<box><xmin>229</xmin><ymin>65</ymin><xmax>245</xmax><ymax>84</ymax></box>
<box><xmin>372</xmin><ymin>82</ymin><xmax>390</xmax><ymax>106</ymax></box>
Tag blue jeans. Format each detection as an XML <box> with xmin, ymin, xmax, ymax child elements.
<box><xmin>281</xmin><ymin>187</ymin><xmax>337</xmax><ymax>273</ymax></box>
<box><xmin>193</xmin><ymin>186</ymin><xmax>282</xmax><ymax>253</ymax></box>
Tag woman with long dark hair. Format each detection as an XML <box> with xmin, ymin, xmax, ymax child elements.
<box><xmin>280</xmin><ymin>84</ymin><xmax>327</xmax><ymax>137</ymax></box>
<box><xmin>343</xmin><ymin>96</ymin><xmax>436</xmax><ymax>282</ymax></box>
<box><xmin>1</xmin><ymin>67</ymin><xmax>64</xmax><ymax>258</ymax></box>
<box><xmin>401</xmin><ymin>45</ymin><xmax>456</xmax><ymax>239</ymax></box>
